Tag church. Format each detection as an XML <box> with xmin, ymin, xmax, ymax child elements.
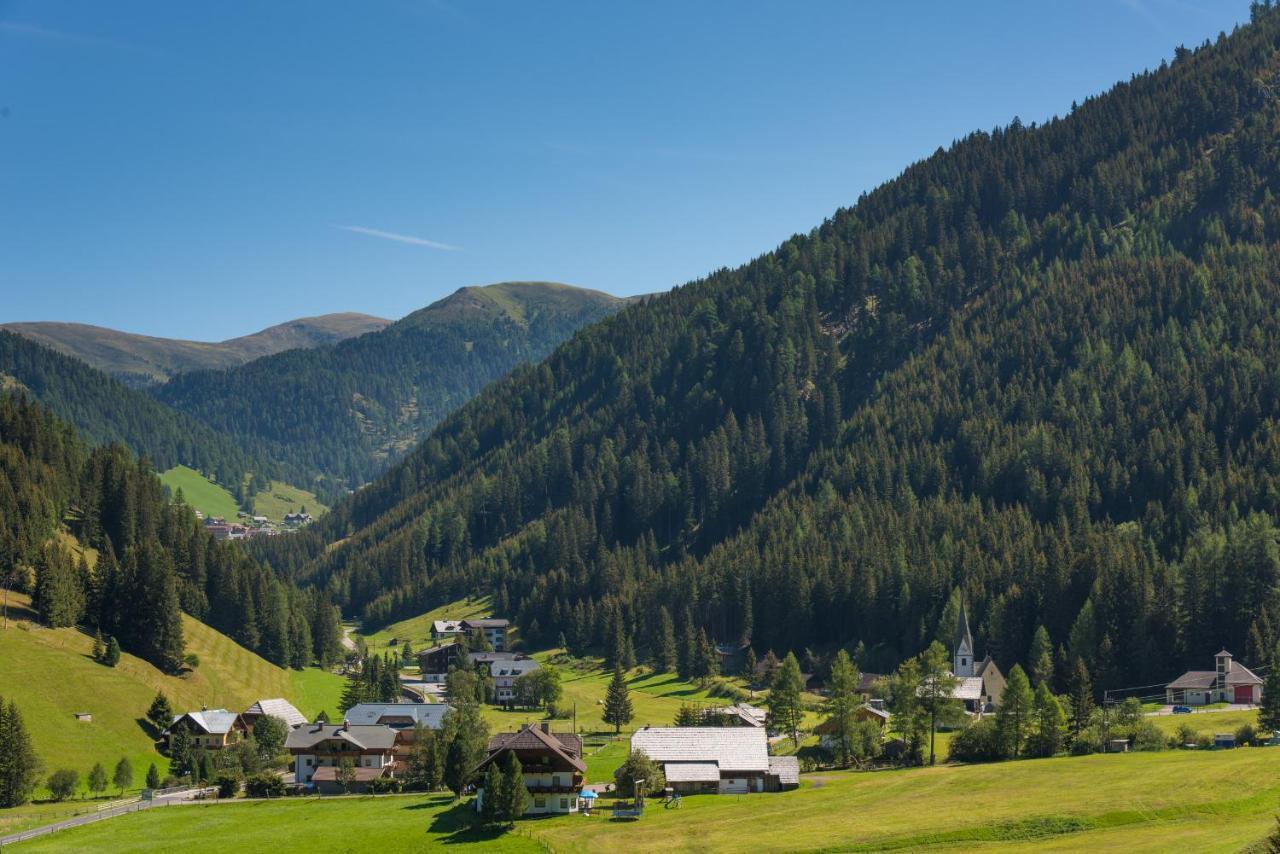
<box><xmin>951</xmin><ymin>600</ymin><xmax>1006</xmax><ymax>714</ymax></box>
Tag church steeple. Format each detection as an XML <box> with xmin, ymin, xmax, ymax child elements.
<box><xmin>954</xmin><ymin>596</ymin><xmax>975</xmax><ymax>676</ymax></box>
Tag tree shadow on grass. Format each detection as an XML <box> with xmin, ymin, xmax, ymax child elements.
<box><xmin>423</xmin><ymin>799</ymin><xmax>518</xmax><ymax>845</ymax></box>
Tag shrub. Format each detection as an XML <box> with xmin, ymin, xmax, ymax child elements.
<box><xmin>614</xmin><ymin>750</ymin><xmax>666</xmax><ymax>797</ymax></box>
<box><xmin>1236</xmin><ymin>724</ymin><xmax>1257</xmax><ymax>746</ymax></box>
<box><xmin>244</xmin><ymin>772</ymin><xmax>286</xmax><ymax>798</ymax></box>
<box><xmin>948</xmin><ymin>719</ymin><xmax>1005</xmax><ymax>763</ymax></box>
<box><xmin>47</xmin><ymin>769</ymin><xmax>79</xmax><ymax>802</ymax></box>
<box><xmin>215</xmin><ymin>773</ymin><xmax>241</xmax><ymax>798</ymax></box>
<box><xmin>1130</xmin><ymin>720</ymin><xmax>1165</xmax><ymax>752</ymax></box>
<box><xmin>367</xmin><ymin>777</ymin><xmax>401</xmax><ymax>794</ymax></box>
<box><xmin>1174</xmin><ymin>723</ymin><xmax>1199</xmax><ymax>747</ymax></box>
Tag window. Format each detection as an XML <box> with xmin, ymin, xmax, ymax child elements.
<box><xmin>560</xmin><ymin>797</ymin><xmax>568</xmax><ymax>810</ymax></box>
<box><xmin>552</xmin><ymin>775</ymin><xmax>561</xmax><ymax>787</ymax></box>
<box><xmin>534</xmin><ymin>796</ymin><xmax>545</xmax><ymax>808</ymax></box>
<box><xmin>306</xmin><ymin>758</ymin><xmax>313</xmax><ymax>766</ymax></box>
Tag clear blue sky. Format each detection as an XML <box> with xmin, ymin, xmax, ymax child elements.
<box><xmin>0</xmin><ymin>1</ymin><xmax>1250</xmax><ymax>340</ymax></box>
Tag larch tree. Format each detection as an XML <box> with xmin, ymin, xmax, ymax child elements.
<box><xmin>767</xmin><ymin>652</ymin><xmax>806</xmax><ymax>746</ymax></box>
<box><xmin>997</xmin><ymin>664</ymin><xmax>1034</xmax><ymax>758</ymax></box>
<box><xmin>823</xmin><ymin>649</ymin><xmax>863</xmax><ymax>767</ymax></box>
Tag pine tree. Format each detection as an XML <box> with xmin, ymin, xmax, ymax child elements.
<box><xmin>146</xmin><ymin>692</ymin><xmax>173</xmax><ymax>734</ymax></box>
<box><xmin>655</xmin><ymin>606</ymin><xmax>677</xmax><ymax>673</ymax></box>
<box><xmin>501</xmin><ymin>751</ymin><xmax>527</xmax><ymax>825</ymax></box>
<box><xmin>1029</xmin><ymin>625</ymin><xmax>1054</xmax><ymax>687</ymax></box>
<box><xmin>113</xmin><ymin>757</ymin><xmax>133</xmax><ymax>795</ymax></box>
<box><xmin>339</xmin><ymin>673</ymin><xmax>365</xmax><ymax>713</ymax></box>
<box><xmin>88</xmin><ymin>762</ymin><xmax>108</xmax><ymax>797</ymax></box>
<box><xmin>0</xmin><ymin>698</ymin><xmax>41</xmax><ymax>807</ymax></box>
<box><xmin>603</xmin><ymin>666</ymin><xmax>634</xmax><ymax>734</ymax></box>
<box><xmin>481</xmin><ymin>760</ymin><xmax>503</xmax><ymax>825</ymax></box>
<box><xmin>677</xmin><ymin>608</ymin><xmax>696</xmax><ymax>680</ymax></box>
<box><xmin>823</xmin><ymin>649</ymin><xmax>862</xmax><ymax>767</ymax></box>
<box><xmin>997</xmin><ymin>664</ymin><xmax>1034</xmax><ymax>758</ymax></box>
<box><xmin>1068</xmin><ymin>658</ymin><xmax>1095</xmax><ymax>747</ymax></box>
<box><xmin>695</xmin><ymin>628</ymin><xmax>719</xmax><ymax>680</ymax></box>
<box><xmin>768</xmin><ymin>652</ymin><xmax>805</xmax><ymax>746</ymax></box>
<box><xmin>743</xmin><ymin>647</ymin><xmax>758</xmax><ymax>683</ymax></box>
<box><xmin>1259</xmin><ymin>643</ymin><xmax>1280</xmax><ymax>733</ymax></box>
<box><xmin>145</xmin><ymin>763</ymin><xmax>160</xmax><ymax>790</ymax></box>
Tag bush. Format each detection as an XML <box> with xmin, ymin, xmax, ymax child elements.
<box><xmin>47</xmin><ymin>769</ymin><xmax>80</xmax><ymax>802</ymax></box>
<box><xmin>948</xmin><ymin>719</ymin><xmax>1005</xmax><ymax>763</ymax></box>
<box><xmin>614</xmin><ymin>750</ymin><xmax>666</xmax><ymax>797</ymax></box>
<box><xmin>244</xmin><ymin>772</ymin><xmax>286</xmax><ymax>798</ymax></box>
<box><xmin>1130</xmin><ymin>720</ymin><xmax>1165</xmax><ymax>752</ymax></box>
<box><xmin>1069</xmin><ymin>731</ymin><xmax>1101</xmax><ymax>756</ymax></box>
<box><xmin>1236</xmin><ymin>724</ymin><xmax>1257</xmax><ymax>746</ymax></box>
<box><xmin>367</xmin><ymin>777</ymin><xmax>401</xmax><ymax>794</ymax></box>
<box><xmin>214</xmin><ymin>773</ymin><xmax>240</xmax><ymax>798</ymax></box>
<box><xmin>1174</xmin><ymin>723</ymin><xmax>1199</xmax><ymax>747</ymax></box>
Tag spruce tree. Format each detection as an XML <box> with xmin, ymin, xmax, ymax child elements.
<box><xmin>0</xmin><ymin>698</ymin><xmax>41</xmax><ymax>807</ymax></box>
<box><xmin>93</xmin><ymin>630</ymin><xmax>106</xmax><ymax>663</ymax></box>
<box><xmin>767</xmin><ymin>652</ymin><xmax>805</xmax><ymax>746</ymax></box>
<box><xmin>145</xmin><ymin>763</ymin><xmax>161</xmax><ymax>790</ymax></box>
<box><xmin>1260</xmin><ymin>643</ymin><xmax>1280</xmax><ymax>734</ymax></box>
<box><xmin>1029</xmin><ymin>625</ymin><xmax>1054</xmax><ymax>687</ymax></box>
<box><xmin>1067</xmin><ymin>658</ymin><xmax>1095</xmax><ymax>747</ymax></box>
<box><xmin>603</xmin><ymin>666</ymin><xmax>634</xmax><ymax>734</ymax></box>
<box><xmin>501</xmin><ymin>751</ymin><xmax>527</xmax><ymax>825</ymax></box>
<box><xmin>146</xmin><ymin>692</ymin><xmax>173</xmax><ymax>734</ymax></box>
<box><xmin>655</xmin><ymin>606</ymin><xmax>677</xmax><ymax>673</ymax></box>
<box><xmin>674</xmin><ymin>704</ymin><xmax>703</xmax><ymax>727</ymax></box>
<box><xmin>103</xmin><ymin>636</ymin><xmax>121</xmax><ymax>667</ymax></box>
<box><xmin>743</xmin><ymin>647</ymin><xmax>758</xmax><ymax>683</ymax></box>
<box><xmin>481</xmin><ymin>760</ymin><xmax>503</xmax><ymax>825</ymax></box>
<box><xmin>997</xmin><ymin>664</ymin><xmax>1034</xmax><ymax>758</ymax></box>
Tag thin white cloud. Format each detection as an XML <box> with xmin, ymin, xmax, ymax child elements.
<box><xmin>0</xmin><ymin>20</ymin><xmax>131</xmax><ymax>49</ymax></box>
<box><xmin>333</xmin><ymin>225</ymin><xmax>462</xmax><ymax>251</ymax></box>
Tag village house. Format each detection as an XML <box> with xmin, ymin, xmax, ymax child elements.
<box><xmin>164</xmin><ymin>709</ymin><xmax>247</xmax><ymax>751</ymax></box>
<box><xmin>491</xmin><ymin>658</ymin><xmax>540</xmax><ymax>704</ymax></box>
<box><xmin>242</xmin><ymin>698</ymin><xmax>307</xmax><ymax>730</ymax></box>
<box><xmin>430</xmin><ymin>619</ymin><xmax>466</xmax><ymax>642</ymax></box>
<box><xmin>814</xmin><ymin>704</ymin><xmax>890</xmax><ymax>751</ymax></box>
<box><xmin>1165</xmin><ymin>650</ymin><xmax>1264</xmax><ymax>706</ymax></box>
<box><xmin>468</xmin><ymin>650</ymin><xmax>526</xmax><ymax>667</ymax></box>
<box><xmin>629</xmin><ymin>726</ymin><xmax>797</xmax><ymax>794</ymax></box>
<box><xmin>715</xmin><ymin>641</ymin><xmax>749</xmax><ymax>674</ymax></box>
<box><xmin>463</xmin><ymin>618</ymin><xmax>511</xmax><ymax>651</ymax></box>
<box><xmin>474</xmin><ymin>724</ymin><xmax>586</xmax><ymax>816</ymax></box>
<box><xmin>285</xmin><ymin>721</ymin><xmax>397</xmax><ymax>794</ymax></box>
<box><xmin>343</xmin><ymin>703</ymin><xmax>450</xmax><ymax>768</ymax></box>
<box><xmin>416</xmin><ymin>642</ymin><xmax>460</xmax><ymax>683</ymax></box>
<box><xmin>951</xmin><ymin>601</ymin><xmax>1006</xmax><ymax>713</ymax></box>
<box><xmin>702</xmin><ymin>703</ymin><xmax>768</xmax><ymax>727</ymax></box>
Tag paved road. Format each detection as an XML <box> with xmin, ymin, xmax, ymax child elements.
<box><xmin>0</xmin><ymin>789</ymin><xmax>213</xmax><ymax>848</ymax></box>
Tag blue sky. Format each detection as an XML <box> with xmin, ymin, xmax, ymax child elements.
<box><xmin>0</xmin><ymin>1</ymin><xmax>1250</xmax><ymax>340</ymax></box>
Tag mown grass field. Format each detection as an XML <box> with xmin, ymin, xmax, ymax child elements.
<box><xmin>158</xmin><ymin>465</ymin><xmax>241</xmax><ymax>520</ymax></box>
<box><xmin>13</xmin><ymin>748</ymin><xmax>1280</xmax><ymax>852</ymax></box>
<box><xmin>0</xmin><ymin>591</ymin><xmax>343</xmax><ymax>802</ymax></box>
<box><xmin>1148</xmin><ymin>708</ymin><xmax>1261</xmax><ymax>738</ymax></box>
<box><xmin>355</xmin><ymin>597</ymin><xmax>493</xmax><ymax>658</ymax></box>
<box><xmin>251</xmin><ymin>479</ymin><xmax>327</xmax><ymax>522</ymax></box>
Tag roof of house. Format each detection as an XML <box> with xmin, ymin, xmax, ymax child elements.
<box><xmin>432</xmin><ymin>620</ymin><xmax>465</xmax><ymax>633</ymax></box>
<box><xmin>631</xmin><ymin>727</ymin><xmax>769</xmax><ymax>773</ymax></box>
<box><xmin>343</xmin><ymin>703</ymin><xmax>450</xmax><ymax>730</ymax></box>
<box><xmin>168</xmin><ymin>709</ymin><xmax>242</xmax><ymax>736</ymax></box>
<box><xmin>813</xmin><ymin>704</ymin><xmax>891</xmax><ymax>734</ymax></box>
<box><xmin>706</xmin><ymin>703</ymin><xmax>767</xmax><ymax>727</ymax></box>
<box><xmin>417</xmin><ymin>642</ymin><xmax>459</xmax><ymax>658</ymax></box>
<box><xmin>955</xmin><ymin>597</ymin><xmax>974</xmax><ymax>653</ymax></box>
<box><xmin>285</xmin><ymin>723</ymin><xmax>397</xmax><ymax>752</ymax></box>
<box><xmin>478</xmin><ymin>725</ymin><xmax>585</xmax><ymax>774</ymax></box>
<box><xmin>1167</xmin><ymin>663</ymin><xmax>1263</xmax><ymax>690</ymax></box>
<box><xmin>664</xmin><ymin>762</ymin><xmax>721</xmax><ymax>783</ymax></box>
<box><xmin>243</xmin><ymin>698</ymin><xmax>307</xmax><ymax>728</ymax></box>
<box><xmin>768</xmin><ymin>755</ymin><xmax>800</xmax><ymax>786</ymax></box>
<box><xmin>309</xmin><ymin>765</ymin><xmax>389</xmax><ymax>783</ymax></box>
<box><xmin>857</xmin><ymin>672</ymin><xmax>884</xmax><ymax>693</ymax></box>
<box><xmin>953</xmin><ymin>676</ymin><xmax>985</xmax><ymax>701</ymax></box>
<box><xmin>973</xmin><ymin>656</ymin><xmax>1003</xmax><ymax>681</ymax></box>
<box><xmin>492</xmin><ymin>659</ymin><xmax>540</xmax><ymax>678</ymax></box>
<box><xmin>463</xmin><ymin>618</ymin><xmax>510</xmax><ymax>629</ymax></box>
<box><xmin>468</xmin><ymin>651</ymin><xmax>524</xmax><ymax>665</ymax></box>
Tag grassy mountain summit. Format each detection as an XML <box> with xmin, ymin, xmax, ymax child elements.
<box><xmin>152</xmin><ymin>282</ymin><xmax>631</xmax><ymax>494</ymax></box>
<box><xmin>0</xmin><ymin>313</ymin><xmax>389</xmax><ymax>387</ymax></box>
<box><xmin>255</xmin><ymin>10</ymin><xmax>1280</xmax><ymax>696</ymax></box>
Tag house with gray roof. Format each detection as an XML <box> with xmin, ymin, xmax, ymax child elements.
<box><xmin>629</xmin><ymin>726</ymin><xmax>795</xmax><ymax>794</ymax></box>
<box><xmin>164</xmin><ymin>709</ymin><xmax>247</xmax><ymax>752</ymax></box>
<box><xmin>286</xmin><ymin>721</ymin><xmax>397</xmax><ymax>793</ymax></box>
<box><xmin>491</xmin><ymin>658</ymin><xmax>540</xmax><ymax>704</ymax></box>
<box><xmin>242</xmin><ymin>698</ymin><xmax>307</xmax><ymax>730</ymax></box>
<box><xmin>474</xmin><ymin>724</ymin><xmax>586</xmax><ymax>816</ymax></box>
<box><xmin>1166</xmin><ymin>650</ymin><xmax>1263</xmax><ymax>706</ymax></box>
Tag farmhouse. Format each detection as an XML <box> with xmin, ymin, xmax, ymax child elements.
<box><xmin>702</xmin><ymin>703</ymin><xmax>767</xmax><ymax>727</ymax></box>
<box><xmin>463</xmin><ymin>618</ymin><xmax>511</xmax><ymax>651</ymax></box>
<box><xmin>431</xmin><ymin>619</ymin><xmax>466</xmax><ymax>642</ymax></box>
<box><xmin>242</xmin><ymin>698</ymin><xmax>307</xmax><ymax>730</ymax></box>
<box><xmin>474</xmin><ymin>724</ymin><xmax>586</xmax><ymax>815</ymax></box>
<box><xmin>951</xmin><ymin>600</ymin><xmax>1005</xmax><ymax>713</ymax></box>
<box><xmin>629</xmin><ymin>726</ymin><xmax>796</xmax><ymax>794</ymax></box>
<box><xmin>164</xmin><ymin>709</ymin><xmax>247</xmax><ymax>751</ymax></box>
<box><xmin>492</xmin><ymin>658</ymin><xmax>540</xmax><ymax>704</ymax></box>
<box><xmin>814</xmin><ymin>704</ymin><xmax>890</xmax><ymax>751</ymax></box>
<box><xmin>344</xmin><ymin>703</ymin><xmax>450</xmax><ymax>768</ymax></box>
<box><xmin>1165</xmin><ymin>650</ymin><xmax>1263</xmax><ymax>706</ymax></box>
<box><xmin>416</xmin><ymin>642</ymin><xmax>459</xmax><ymax>683</ymax></box>
<box><xmin>286</xmin><ymin>721</ymin><xmax>397</xmax><ymax>793</ymax></box>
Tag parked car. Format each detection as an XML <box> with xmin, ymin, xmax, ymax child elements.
<box><xmin>1172</xmin><ymin>705</ymin><xmax>1192</xmax><ymax>714</ymax></box>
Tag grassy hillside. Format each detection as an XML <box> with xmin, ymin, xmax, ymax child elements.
<box><xmin>0</xmin><ymin>591</ymin><xmax>343</xmax><ymax>792</ymax></box>
<box><xmin>160</xmin><ymin>465</ymin><xmax>241</xmax><ymax>520</ymax></box>
<box><xmin>0</xmin><ymin>314</ymin><xmax>390</xmax><ymax>386</ymax></box>
<box><xmin>14</xmin><ymin>749</ymin><xmax>1280</xmax><ymax>852</ymax></box>
<box><xmin>251</xmin><ymin>479</ymin><xmax>328</xmax><ymax>522</ymax></box>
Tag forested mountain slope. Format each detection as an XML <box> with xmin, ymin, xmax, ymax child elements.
<box><xmin>255</xmin><ymin>10</ymin><xmax>1280</xmax><ymax>694</ymax></box>
<box><xmin>0</xmin><ymin>331</ymin><xmax>266</xmax><ymax>489</ymax></box>
<box><xmin>2</xmin><ymin>313</ymin><xmax>389</xmax><ymax>387</ymax></box>
<box><xmin>152</xmin><ymin>282</ymin><xmax>630</xmax><ymax>492</ymax></box>
<box><xmin>0</xmin><ymin>393</ymin><xmax>342</xmax><ymax>673</ymax></box>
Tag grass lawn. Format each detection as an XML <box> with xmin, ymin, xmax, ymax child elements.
<box><xmin>0</xmin><ymin>590</ymin><xmax>343</xmax><ymax>801</ymax></box>
<box><xmin>287</xmin><ymin>665</ymin><xmax>346</xmax><ymax>722</ymax></box>
<box><xmin>1149</xmin><ymin>708</ymin><xmax>1260</xmax><ymax>738</ymax></box>
<box><xmin>252</xmin><ymin>479</ymin><xmax>327</xmax><ymax>522</ymax></box>
<box><xmin>12</xmin><ymin>748</ymin><xmax>1280</xmax><ymax>852</ymax></box>
<box><xmin>159</xmin><ymin>465</ymin><xmax>240</xmax><ymax>520</ymax></box>
<box><xmin>355</xmin><ymin>597</ymin><xmax>492</xmax><ymax>659</ymax></box>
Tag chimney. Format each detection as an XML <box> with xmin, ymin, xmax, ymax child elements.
<box><xmin>343</xmin><ymin>720</ymin><xmax>350</xmax><ymax>732</ymax></box>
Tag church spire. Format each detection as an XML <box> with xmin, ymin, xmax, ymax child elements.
<box><xmin>953</xmin><ymin>594</ymin><xmax>975</xmax><ymax>676</ymax></box>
